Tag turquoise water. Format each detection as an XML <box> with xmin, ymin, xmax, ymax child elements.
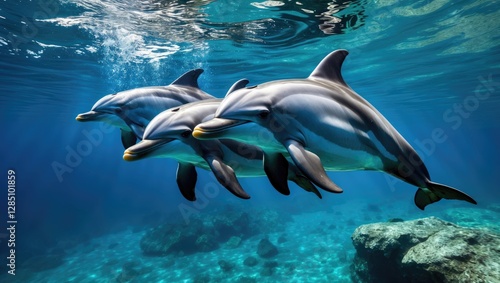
<box><xmin>0</xmin><ymin>0</ymin><xmax>499</xmax><ymax>282</ymax></box>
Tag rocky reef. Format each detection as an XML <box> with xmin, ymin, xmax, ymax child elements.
<box><xmin>351</xmin><ymin>216</ymin><xmax>500</xmax><ymax>283</ymax></box>
<box><xmin>140</xmin><ymin>207</ymin><xmax>291</xmax><ymax>256</ymax></box>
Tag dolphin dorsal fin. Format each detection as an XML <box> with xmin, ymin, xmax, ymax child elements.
<box><xmin>309</xmin><ymin>49</ymin><xmax>349</xmax><ymax>86</ymax></box>
<box><xmin>171</xmin><ymin>69</ymin><xmax>204</xmax><ymax>88</ymax></box>
<box><xmin>225</xmin><ymin>79</ymin><xmax>249</xmax><ymax>97</ymax></box>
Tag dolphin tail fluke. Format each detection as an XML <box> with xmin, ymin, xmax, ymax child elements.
<box><xmin>414</xmin><ymin>181</ymin><xmax>477</xmax><ymax>210</ymax></box>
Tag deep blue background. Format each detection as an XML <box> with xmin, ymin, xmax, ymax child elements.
<box><xmin>0</xmin><ymin>0</ymin><xmax>498</xmax><ymax>261</ymax></box>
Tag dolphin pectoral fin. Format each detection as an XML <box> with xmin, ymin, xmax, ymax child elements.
<box><xmin>204</xmin><ymin>155</ymin><xmax>251</xmax><ymax>199</ymax></box>
<box><xmin>263</xmin><ymin>152</ymin><xmax>290</xmax><ymax>195</ymax></box>
<box><xmin>129</xmin><ymin>124</ymin><xmax>145</xmax><ymax>139</ymax></box>
<box><xmin>176</xmin><ymin>163</ymin><xmax>198</xmax><ymax>201</ymax></box>
<box><xmin>287</xmin><ymin>164</ymin><xmax>322</xmax><ymax>199</ymax></box>
<box><xmin>120</xmin><ymin>129</ymin><xmax>137</xmax><ymax>149</ymax></box>
<box><xmin>285</xmin><ymin>140</ymin><xmax>343</xmax><ymax>193</ymax></box>
<box><xmin>415</xmin><ymin>182</ymin><xmax>477</xmax><ymax>210</ymax></box>
<box><xmin>289</xmin><ymin>174</ymin><xmax>322</xmax><ymax>199</ymax></box>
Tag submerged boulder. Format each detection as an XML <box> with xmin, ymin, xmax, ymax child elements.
<box><xmin>225</xmin><ymin>236</ymin><xmax>242</xmax><ymax>249</ymax></box>
<box><xmin>351</xmin><ymin>217</ymin><xmax>500</xmax><ymax>283</ymax></box>
<box><xmin>257</xmin><ymin>238</ymin><xmax>279</xmax><ymax>259</ymax></box>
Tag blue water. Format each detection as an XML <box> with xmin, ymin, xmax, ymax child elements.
<box><xmin>0</xmin><ymin>0</ymin><xmax>499</xmax><ymax>282</ymax></box>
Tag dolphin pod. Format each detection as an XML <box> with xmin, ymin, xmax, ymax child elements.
<box><xmin>76</xmin><ymin>72</ymin><xmax>320</xmax><ymax>200</ymax></box>
<box><xmin>76</xmin><ymin>50</ymin><xmax>477</xmax><ymax>209</ymax></box>
<box><xmin>76</xmin><ymin>69</ymin><xmax>214</xmax><ymax>148</ymax></box>
<box><xmin>193</xmin><ymin>50</ymin><xmax>477</xmax><ymax>210</ymax></box>
<box><xmin>122</xmin><ymin>95</ymin><xmax>322</xmax><ymax>201</ymax></box>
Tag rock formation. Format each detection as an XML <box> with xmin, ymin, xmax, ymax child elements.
<box><xmin>257</xmin><ymin>238</ymin><xmax>279</xmax><ymax>259</ymax></box>
<box><xmin>351</xmin><ymin>217</ymin><xmax>500</xmax><ymax>283</ymax></box>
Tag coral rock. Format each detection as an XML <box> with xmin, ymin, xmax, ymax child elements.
<box><xmin>351</xmin><ymin>217</ymin><xmax>500</xmax><ymax>283</ymax></box>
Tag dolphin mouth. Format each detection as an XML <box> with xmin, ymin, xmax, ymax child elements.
<box><xmin>123</xmin><ymin>139</ymin><xmax>172</xmax><ymax>161</ymax></box>
<box><xmin>76</xmin><ymin>111</ymin><xmax>104</xmax><ymax>122</ymax></box>
<box><xmin>193</xmin><ymin>118</ymin><xmax>248</xmax><ymax>140</ymax></box>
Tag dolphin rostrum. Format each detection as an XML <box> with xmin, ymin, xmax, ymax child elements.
<box><xmin>122</xmin><ymin>92</ymin><xmax>322</xmax><ymax>201</ymax></box>
<box><xmin>76</xmin><ymin>69</ymin><xmax>214</xmax><ymax>148</ymax></box>
<box><xmin>193</xmin><ymin>50</ymin><xmax>477</xmax><ymax>210</ymax></box>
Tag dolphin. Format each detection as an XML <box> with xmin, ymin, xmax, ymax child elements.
<box><xmin>76</xmin><ymin>69</ymin><xmax>214</xmax><ymax>148</ymax></box>
<box><xmin>122</xmin><ymin>91</ymin><xmax>322</xmax><ymax>201</ymax></box>
<box><xmin>193</xmin><ymin>50</ymin><xmax>477</xmax><ymax>210</ymax></box>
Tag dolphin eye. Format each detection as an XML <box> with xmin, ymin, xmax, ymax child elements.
<box><xmin>258</xmin><ymin>110</ymin><xmax>270</xmax><ymax>119</ymax></box>
<box><xmin>181</xmin><ymin>130</ymin><xmax>192</xmax><ymax>138</ymax></box>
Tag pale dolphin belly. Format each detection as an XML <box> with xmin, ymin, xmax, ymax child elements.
<box><xmin>151</xmin><ymin>140</ymin><xmax>209</xmax><ymax>169</ymax></box>
<box><xmin>221</xmin><ymin>146</ymin><xmax>266</xmax><ymax>177</ymax></box>
<box><xmin>301</xmin><ymin>126</ymin><xmax>389</xmax><ymax>171</ymax></box>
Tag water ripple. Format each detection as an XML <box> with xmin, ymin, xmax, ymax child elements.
<box><xmin>1</xmin><ymin>0</ymin><xmax>367</xmax><ymax>62</ymax></box>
